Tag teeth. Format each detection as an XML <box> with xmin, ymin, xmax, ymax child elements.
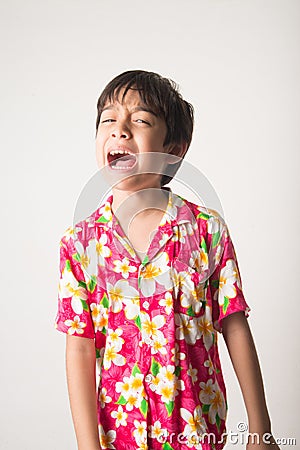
<box><xmin>111</xmin><ymin>166</ymin><xmax>133</xmax><ymax>170</ymax></box>
<box><xmin>109</xmin><ymin>150</ymin><xmax>132</xmax><ymax>156</ymax></box>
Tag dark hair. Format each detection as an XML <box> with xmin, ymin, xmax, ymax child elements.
<box><xmin>95</xmin><ymin>70</ymin><xmax>194</xmax><ymax>186</ymax></box>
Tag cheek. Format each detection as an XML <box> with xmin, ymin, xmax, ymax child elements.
<box><xmin>95</xmin><ymin>137</ymin><xmax>106</xmax><ymax>167</ymax></box>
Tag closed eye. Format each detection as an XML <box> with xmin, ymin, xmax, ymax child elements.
<box><xmin>101</xmin><ymin>119</ymin><xmax>115</xmax><ymax>123</ymax></box>
<box><xmin>135</xmin><ymin>119</ymin><xmax>150</xmax><ymax>125</ymax></box>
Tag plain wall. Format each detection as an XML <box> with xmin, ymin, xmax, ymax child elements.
<box><xmin>1</xmin><ymin>0</ymin><xmax>299</xmax><ymax>448</ymax></box>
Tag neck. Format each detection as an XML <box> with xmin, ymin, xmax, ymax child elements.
<box><xmin>111</xmin><ymin>185</ymin><xmax>170</xmax><ymax>224</ymax></box>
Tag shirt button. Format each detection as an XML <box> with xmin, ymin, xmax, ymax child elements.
<box><xmin>140</xmin><ymin>266</ymin><xmax>146</xmax><ymax>272</ymax></box>
<box><xmin>142</xmin><ymin>301</ymin><xmax>150</xmax><ymax>310</ymax></box>
<box><xmin>145</xmin><ymin>374</ymin><xmax>153</xmax><ymax>383</ymax></box>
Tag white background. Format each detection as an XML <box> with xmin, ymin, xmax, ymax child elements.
<box><xmin>1</xmin><ymin>0</ymin><xmax>299</xmax><ymax>448</ymax></box>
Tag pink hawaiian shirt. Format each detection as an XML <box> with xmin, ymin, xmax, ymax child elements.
<box><xmin>54</xmin><ymin>186</ymin><xmax>251</xmax><ymax>450</ymax></box>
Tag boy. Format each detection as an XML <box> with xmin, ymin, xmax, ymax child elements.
<box><xmin>55</xmin><ymin>70</ymin><xmax>279</xmax><ymax>449</ymax></box>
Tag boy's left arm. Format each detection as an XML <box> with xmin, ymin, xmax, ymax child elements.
<box><xmin>222</xmin><ymin>311</ymin><xmax>280</xmax><ymax>449</ymax></box>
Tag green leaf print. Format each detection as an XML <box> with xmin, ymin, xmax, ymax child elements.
<box><xmin>187</xmin><ymin>306</ymin><xmax>195</xmax><ymax>317</ymax></box>
<box><xmin>151</xmin><ymin>357</ymin><xmax>161</xmax><ymax>376</ymax></box>
<box><xmin>142</xmin><ymin>255</ymin><xmax>149</xmax><ymax>265</ymax></box>
<box><xmin>96</xmin><ymin>215</ymin><xmax>109</xmax><ymax>223</ymax></box>
<box><xmin>65</xmin><ymin>259</ymin><xmax>71</xmax><ymax>271</ymax></box>
<box><xmin>202</xmin><ymin>404</ymin><xmax>210</xmax><ymax>414</ymax></box>
<box><xmin>81</xmin><ymin>300</ymin><xmax>89</xmax><ymax>312</ymax></box>
<box><xmin>140</xmin><ymin>398</ymin><xmax>148</xmax><ymax>416</ymax></box>
<box><xmin>211</xmin><ymin>279</ymin><xmax>219</xmax><ymax>289</ymax></box>
<box><xmin>100</xmin><ymin>293</ymin><xmax>109</xmax><ymax>308</ymax></box>
<box><xmin>215</xmin><ymin>413</ymin><xmax>221</xmax><ymax>432</ymax></box>
<box><xmin>223</xmin><ymin>296</ymin><xmax>229</xmax><ymax>314</ymax></box>
<box><xmin>132</xmin><ymin>363</ymin><xmax>141</xmax><ymax>376</ymax></box>
<box><xmin>96</xmin><ymin>348</ymin><xmax>101</xmax><ymax>358</ymax></box>
<box><xmin>138</xmin><ymin>275</ymin><xmax>142</xmax><ymax>289</ymax></box>
<box><xmin>78</xmin><ymin>280</ymin><xmax>87</xmax><ymax>289</ymax></box>
<box><xmin>73</xmin><ymin>252</ymin><xmax>81</xmax><ymax>263</ymax></box>
<box><xmin>174</xmin><ymin>366</ymin><xmax>182</xmax><ymax>377</ymax></box>
<box><xmin>134</xmin><ymin>315</ymin><xmax>142</xmax><ymax>330</ymax></box>
<box><xmin>165</xmin><ymin>401</ymin><xmax>174</xmax><ymax>416</ymax></box>
<box><xmin>196</xmin><ymin>212</ymin><xmax>210</xmax><ymax>221</ymax></box>
<box><xmin>212</xmin><ymin>231</ymin><xmax>221</xmax><ymax>248</ymax></box>
<box><xmin>116</xmin><ymin>395</ymin><xmax>127</xmax><ymax>405</ymax></box>
<box><xmin>87</xmin><ymin>276</ymin><xmax>97</xmax><ymax>293</ymax></box>
<box><xmin>200</xmin><ymin>236</ymin><xmax>208</xmax><ymax>253</ymax></box>
<box><xmin>163</xmin><ymin>443</ymin><xmax>175</xmax><ymax>450</ymax></box>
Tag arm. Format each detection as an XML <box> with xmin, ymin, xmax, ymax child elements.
<box><xmin>66</xmin><ymin>335</ymin><xmax>101</xmax><ymax>450</ymax></box>
<box><xmin>222</xmin><ymin>311</ymin><xmax>280</xmax><ymax>448</ymax></box>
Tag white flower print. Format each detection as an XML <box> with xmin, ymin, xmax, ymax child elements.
<box><xmin>73</xmin><ymin>239</ymin><xmax>97</xmax><ymax>279</ymax></box>
<box><xmin>171</xmin><ymin>342</ymin><xmax>186</xmax><ymax>365</ymax></box>
<box><xmin>199</xmin><ymin>379</ymin><xmax>215</xmax><ymax>404</ymax></box>
<box><xmin>99</xmin><ymin>424</ymin><xmax>116</xmax><ymax>449</ymax></box>
<box><xmin>158</xmin><ymin>291</ymin><xmax>173</xmax><ymax>315</ymax></box>
<box><xmin>207</xmin><ymin>385</ymin><xmax>226</xmax><ymax>425</ymax></box>
<box><xmin>216</xmin><ymin>258</ymin><xmax>241</xmax><ymax>306</ymax></box>
<box><xmin>111</xmin><ymin>405</ymin><xmax>128</xmax><ymax>427</ymax></box>
<box><xmin>107</xmin><ymin>279</ymin><xmax>139</xmax><ymax>315</ymax></box>
<box><xmin>113</xmin><ymin>257</ymin><xmax>137</xmax><ymax>279</ymax></box>
<box><xmin>62</xmin><ymin>226</ymin><xmax>82</xmax><ymax>242</ymax></box>
<box><xmin>90</xmin><ymin>303</ymin><xmax>108</xmax><ymax>332</ymax></box>
<box><xmin>149</xmin><ymin>420</ymin><xmax>168</xmax><ymax>442</ymax></box>
<box><xmin>103</xmin><ymin>342</ymin><xmax>126</xmax><ymax>370</ymax></box>
<box><xmin>99</xmin><ymin>387</ymin><xmax>112</xmax><ymax>408</ymax></box>
<box><xmin>58</xmin><ymin>266</ymin><xmax>88</xmax><ymax>315</ymax></box>
<box><xmin>133</xmin><ymin>420</ymin><xmax>147</xmax><ymax>446</ymax></box>
<box><xmin>187</xmin><ymin>363</ymin><xmax>198</xmax><ymax>384</ymax></box>
<box><xmin>155</xmin><ymin>365</ymin><xmax>185</xmax><ymax>403</ymax></box>
<box><xmin>64</xmin><ymin>315</ymin><xmax>86</xmax><ymax>335</ymax></box>
<box><xmin>180</xmin><ymin>273</ymin><xmax>205</xmax><ymax>315</ymax></box>
<box><xmin>140</xmin><ymin>312</ymin><xmax>167</xmax><ymax>354</ymax></box>
<box><xmin>115</xmin><ymin>373</ymin><xmax>145</xmax><ymax>411</ymax></box>
<box><xmin>139</xmin><ymin>252</ymin><xmax>174</xmax><ymax>297</ymax></box>
<box><xmin>204</xmin><ymin>358</ymin><xmax>214</xmax><ymax>375</ymax></box>
<box><xmin>175</xmin><ymin>313</ymin><xmax>198</xmax><ymax>345</ymax></box>
<box><xmin>96</xmin><ymin>234</ymin><xmax>112</xmax><ymax>266</ymax></box>
<box><xmin>207</xmin><ymin>215</ymin><xmax>223</xmax><ymax>235</ymax></box>
<box><xmin>195</xmin><ymin>306</ymin><xmax>214</xmax><ymax>351</ymax></box>
<box><xmin>107</xmin><ymin>328</ymin><xmax>125</xmax><ymax>352</ymax></box>
<box><xmin>99</xmin><ymin>202</ymin><xmax>113</xmax><ymax>222</ymax></box>
<box><xmin>199</xmin><ymin>379</ymin><xmax>226</xmax><ymax>424</ymax></box>
<box><xmin>180</xmin><ymin>406</ymin><xmax>208</xmax><ymax>442</ymax></box>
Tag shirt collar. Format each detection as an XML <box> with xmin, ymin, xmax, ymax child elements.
<box><xmin>94</xmin><ymin>186</ymin><xmax>194</xmax><ymax>229</ymax></box>
<box><xmin>93</xmin><ymin>186</ymin><xmax>196</xmax><ymax>263</ymax></box>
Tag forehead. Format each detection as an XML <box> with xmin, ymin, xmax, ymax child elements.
<box><xmin>102</xmin><ymin>87</ymin><xmax>160</xmax><ymax>116</ymax></box>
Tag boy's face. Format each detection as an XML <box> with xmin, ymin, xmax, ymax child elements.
<box><xmin>95</xmin><ymin>88</ymin><xmax>174</xmax><ymax>190</ymax></box>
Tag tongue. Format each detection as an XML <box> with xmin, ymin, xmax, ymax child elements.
<box><xmin>114</xmin><ymin>155</ymin><xmax>136</xmax><ymax>168</ymax></box>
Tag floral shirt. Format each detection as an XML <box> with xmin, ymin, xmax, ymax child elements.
<box><xmin>54</xmin><ymin>186</ymin><xmax>251</xmax><ymax>450</ymax></box>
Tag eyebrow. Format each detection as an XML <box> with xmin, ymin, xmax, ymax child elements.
<box><xmin>101</xmin><ymin>105</ymin><xmax>158</xmax><ymax>117</ymax></box>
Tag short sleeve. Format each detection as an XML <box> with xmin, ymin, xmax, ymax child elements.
<box><xmin>207</xmin><ymin>215</ymin><xmax>251</xmax><ymax>333</ymax></box>
<box><xmin>54</xmin><ymin>232</ymin><xmax>95</xmax><ymax>339</ymax></box>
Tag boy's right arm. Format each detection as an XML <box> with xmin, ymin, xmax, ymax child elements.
<box><xmin>66</xmin><ymin>335</ymin><xmax>101</xmax><ymax>450</ymax></box>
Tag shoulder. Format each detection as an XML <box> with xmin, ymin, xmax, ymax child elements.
<box><xmin>177</xmin><ymin>194</ymin><xmax>226</xmax><ymax>233</ymax></box>
<box><xmin>59</xmin><ymin>206</ymin><xmax>101</xmax><ymax>250</ymax></box>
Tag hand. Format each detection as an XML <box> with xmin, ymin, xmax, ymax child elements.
<box><xmin>246</xmin><ymin>432</ymin><xmax>280</xmax><ymax>449</ymax></box>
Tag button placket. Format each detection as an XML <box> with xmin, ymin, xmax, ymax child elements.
<box><xmin>138</xmin><ymin>264</ymin><xmax>147</xmax><ymax>290</ymax></box>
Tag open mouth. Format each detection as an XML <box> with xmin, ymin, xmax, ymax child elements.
<box><xmin>107</xmin><ymin>150</ymin><xmax>137</xmax><ymax>170</ymax></box>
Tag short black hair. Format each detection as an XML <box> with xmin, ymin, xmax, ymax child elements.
<box><xmin>95</xmin><ymin>70</ymin><xmax>194</xmax><ymax>186</ymax></box>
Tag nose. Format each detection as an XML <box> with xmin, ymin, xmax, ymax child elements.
<box><xmin>111</xmin><ymin>122</ymin><xmax>131</xmax><ymax>139</ymax></box>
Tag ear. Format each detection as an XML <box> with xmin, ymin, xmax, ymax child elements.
<box><xmin>164</xmin><ymin>142</ymin><xmax>188</xmax><ymax>164</ymax></box>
